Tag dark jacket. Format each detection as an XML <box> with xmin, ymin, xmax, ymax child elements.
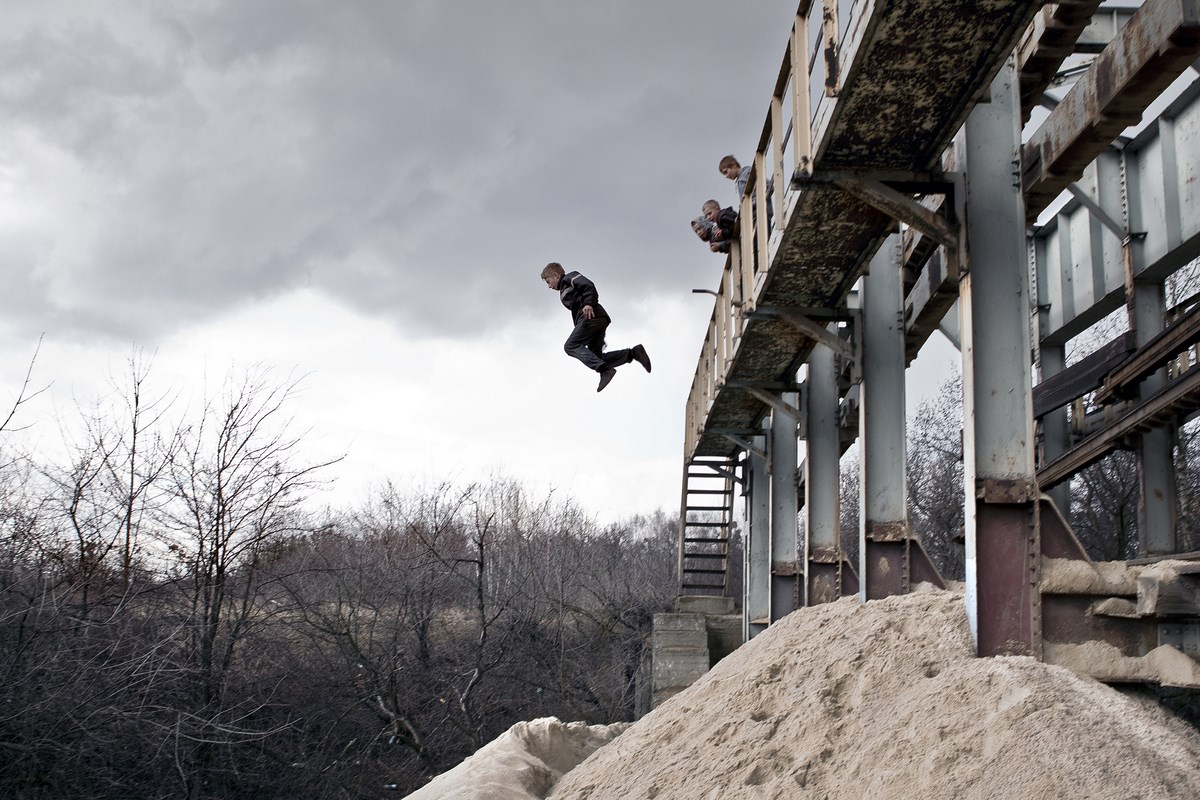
<box><xmin>558</xmin><ymin>271</ymin><xmax>610</xmax><ymax>324</ymax></box>
<box><xmin>711</xmin><ymin>206</ymin><xmax>739</xmax><ymax>242</ymax></box>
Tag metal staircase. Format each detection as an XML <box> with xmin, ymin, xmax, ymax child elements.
<box><xmin>677</xmin><ymin>456</ymin><xmax>740</xmax><ymax>596</ymax></box>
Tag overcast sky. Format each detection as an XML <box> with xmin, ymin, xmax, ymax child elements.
<box><xmin>2</xmin><ymin>0</ymin><xmax>958</xmax><ymax>522</ymax></box>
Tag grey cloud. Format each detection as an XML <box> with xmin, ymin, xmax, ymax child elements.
<box><xmin>3</xmin><ymin>0</ymin><xmax>797</xmax><ymax>346</ymax></box>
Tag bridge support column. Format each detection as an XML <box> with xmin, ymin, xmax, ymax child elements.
<box><xmin>859</xmin><ymin>236</ymin><xmax>911</xmax><ymax>600</ymax></box>
<box><xmin>960</xmin><ymin>58</ymin><xmax>1041</xmax><ymax>657</ymax></box>
<box><xmin>1126</xmin><ymin>261</ymin><xmax>1179</xmax><ymax>553</ymax></box>
<box><xmin>744</xmin><ymin>431</ymin><xmax>771</xmax><ymax>640</ymax></box>
<box><xmin>859</xmin><ymin>236</ymin><xmax>943</xmax><ymax>596</ymax></box>
<box><xmin>769</xmin><ymin>393</ymin><xmax>800</xmax><ymax>620</ymax></box>
<box><xmin>805</xmin><ymin>339</ymin><xmax>846</xmax><ymax>605</ymax></box>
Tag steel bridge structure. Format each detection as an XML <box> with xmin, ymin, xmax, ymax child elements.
<box><xmin>677</xmin><ymin>0</ymin><xmax>1200</xmax><ymax>687</ymax></box>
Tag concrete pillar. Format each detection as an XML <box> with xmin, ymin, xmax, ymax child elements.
<box><xmin>859</xmin><ymin>235</ymin><xmax>909</xmax><ymax>600</ymax></box>
<box><xmin>959</xmin><ymin>57</ymin><xmax>1040</xmax><ymax>656</ymax></box>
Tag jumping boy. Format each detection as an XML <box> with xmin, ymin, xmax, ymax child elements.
<box><xmin>540</xmin><ymin>262</ymin><xmax>651</xmax><ymax>392</ymax></box>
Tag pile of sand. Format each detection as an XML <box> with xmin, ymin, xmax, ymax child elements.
<box><xmin>408</xmin><ymin>589</ymin><xmax>1200</xmax><ymax>799</ymax></box>
<box><xmin>551</xmin><ymin>588</ymin><xmax>1200</xmax><ymax>799</ymax></box>
<box><xmin>404</xmin><ymin>717</ymin><xmax>626</xmax><ymax>800</ymax></box>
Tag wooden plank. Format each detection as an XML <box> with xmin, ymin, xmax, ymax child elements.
<box><xmin>1039</xmin><ymin>363</ymin><xmax>1200</xmax><ymax>489</ymax></box>
<box><xmin>1095</xmin><ymin>302</ymin><xmax>1200</xmax><ymax>404</ymax></box>
<box><xmin>1033</xmin><ymin>331</ymin><xmax>1135</xmax><ymax>418</ymax></box>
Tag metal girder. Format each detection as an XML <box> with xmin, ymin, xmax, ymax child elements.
<box><xmin>904</xmin><ymin>248</ymin><xmax>962</xmax><ymax>366</ymax></box>
<box><xmin>745</xmin><ymin>387</ymin><xmax>803</xmax><ymax>420</ymax></box>
<box><xmin>1016</xmin><ymin>0</ymin><xmax>1107</xmax><ymax>121</ymax></box>
<box><xmin>1034</xmin><ymin>79</ymin><xmax>1200</xmax><ymax>347</ymax></box>
<box><xmin>719</xmin><ymin>432</ymin><xmax>767</xmax><ymax>461</ymax></box>
<box><xmin>1076</xmin><ymin>7</ymin><xmax>1141</xmax><ymax>53</ymax></box>
<box><xmin>750</xmin><ymin>306</ymin><xmax>855</xmax><ymax>361</ymax></box>
<box><xmin>1023</xmin><ymin>0</ymin><xmax>1200</xmax><ymax>219</ymax></box>
<box><xmin>832</xmin><ymin>175</ymin><xmax>959</xmax><ymax>251</ymax></box>
<box><xmin>1065</xmin><ymin>182</ymin><xmax>1130</xmax><ymax>239</ymax></box>
<box><xmin>769</xmin><ymin>393</ymin><xmax>801</xmax><ymax>621</ymax></box>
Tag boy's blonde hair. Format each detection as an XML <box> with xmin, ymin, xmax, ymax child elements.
<box><xmin>718</xmin><ymin>155</ymin><xmax>740</xmax><ymax>172</ymax></box>
<box><xmin>540</xmin><ymin>262</ymin><xmax>566</xmax><ymax>280</ymax></box>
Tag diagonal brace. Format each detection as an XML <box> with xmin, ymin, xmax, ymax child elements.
<box><xmin>834</xmin><ymin>175</ymin><xmax>958</xmax><ymax>250</ymax></box>
<box><xmin>752</xmin><ymin>306</ymin><xmax>854</xmax><ymax>361</ymax></box>
<box><xmin>718</xmin><ymin>432</ymin><xmax>766</xmax><ymax>460</ymax></box>
<box><xmin>1065</xmin><ymin>182</ymin><xmax>1132</xmax><ymax>240</ymax></box>
<box><xmin>745</xmin><ymin>387</ymin><xmax>803</xmax><ymax>419</ymax></box>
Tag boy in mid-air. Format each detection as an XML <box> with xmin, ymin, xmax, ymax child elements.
<box><xmin>540</xmin><ymin>262</ymin><xmax>651</xmax><ymax>392</ymax></box>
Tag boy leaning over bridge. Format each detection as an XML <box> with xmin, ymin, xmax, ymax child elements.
<box><xmin>540</xmin><ymin>262</ymin><xmax>651</xmax><ymax>392</ymax></box>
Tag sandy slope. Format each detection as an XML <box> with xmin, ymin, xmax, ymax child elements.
<box><xmin>404</xmin><ymin>717</ymin><xmax>626</xmax><ymax>800</ymax></box>
<box><xmin>550</xmin><ymin>589</ymin><xmax>1200</xmax><ymax>800</ymax></box>
<box><xmin>407</xmin><ymin>589</ymin><xmax>1200</xmax><ymax>799</ymax></box>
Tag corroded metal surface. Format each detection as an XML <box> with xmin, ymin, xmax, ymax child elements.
<box><xmin>818</xmin><ymin>0</ymin><xmax>1046</xmax><ymax>170</ymax></box>
<box><xmin>1023</xmin><ymin>0</ymin><xmax>1200</xmax><ymax>218</ymax></box>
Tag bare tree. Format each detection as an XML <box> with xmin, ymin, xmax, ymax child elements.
<box><xmin>908</xmin><ymin>372</ymin><xmax>965</xmax><ymax>579</ymax></box>
<box><xmin>156</xmin><ymin>367</ymin><xmax>338</xmax><ymax>799</ymax></box>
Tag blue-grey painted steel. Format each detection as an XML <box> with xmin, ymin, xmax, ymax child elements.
<box><xmin>859</xmin><ymin>236</ymin><xmax>908</xmax><ymax>580</ymax></box>
<box><xmin>805</xmin><ymin>340</ymin><xmax>842</xmax><ymax>590</ymax></box>
<box><xmin>1039</xmin><ymin>344</ymin><xmax>1072</xmax><ymax>516</ymax></box>
<box><xmin>1128</xmin><ymin>277</ymin><xmax>1179</xmax><ymax>553</ymax></box>
<box><xmin>770</xmin><ymin>393</ymin><xmax>800</xmax><ymax>620</ymax></box>
<box><xmin>744</xmin><ymin>437</ymin><xmax>772</xmax><ymax>640</ymax></box>
<box><xmin>960</xmin><ymin>59</ymin><xmax>1038</xmax><ymax>648</ymax></box>
<box><xmin>1034</xmin><ymin>80</ymin><xmax>1200</xmax><ymax>346</ymax></box>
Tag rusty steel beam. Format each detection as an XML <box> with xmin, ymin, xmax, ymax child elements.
<box><xmin>1017</xmin><ymin>0</ymin><xmax>1107</xmax><ymax>122</ymax></box>
<box><xmin>1023</xmin><ymin>0</ymin><xmax>1200</xmax><ymax>220</ymax></box>
<box><xmin>976</xmin><ymin>503</ymin><xmax>1042</xmax><ymax>657</ymax></box>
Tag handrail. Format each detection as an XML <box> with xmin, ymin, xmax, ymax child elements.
<box><xmin>684</xmin><ymin>4</ymin><xmax>818</xmax><ymax>461</ymax></box>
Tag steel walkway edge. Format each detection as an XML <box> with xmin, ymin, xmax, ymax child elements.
<box><xmin>690</xmin><ymin>0</ymin><xmax>1044</xmax><ymax>461</ymax></box>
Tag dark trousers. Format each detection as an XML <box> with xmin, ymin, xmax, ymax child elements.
<box><xmin>564</xmin><ymin>317</ymin><xmax>630</xmax><ymax>372</ymax></box>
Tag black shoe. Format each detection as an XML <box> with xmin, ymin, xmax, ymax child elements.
<box><xmin>630</xmin><ymin>344</ymin><xmax>651</xmax><ymax>373</ymax></box>
<box><xmin>597</xmin><ymin>368</ymin><xmax>617</xmax><ymax>392</ymax></box>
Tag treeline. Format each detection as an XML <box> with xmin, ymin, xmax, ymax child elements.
<box><xmin>0</xmin><ymin>364</ymin><xmax>676</xmax><ymax>799</ymax></box>
<box><xmin>5</xmin><ymin>359</ymin><xmax>1200</xmax><ymax>798</ymax></box>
